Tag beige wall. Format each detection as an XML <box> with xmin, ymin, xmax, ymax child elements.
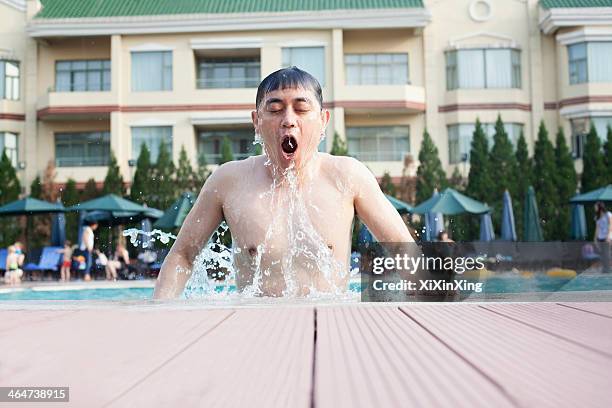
<box><xmin>37</xmin><ymin>119</ymin><xmax>110</xmax><ymax>182</ymax></box>
<box><xmin>423</xmin><ymin>0</ymin><xmax>542</xmax><ymax>162</ymax></box>
<box><xmin>0</xmin><ymin>1</ymin><xmax>27</xmax><ymax>185</ymax></box>
<box><xmin>11</xmin><ymin>1</ymin><xmax>612</xmax><ymax>190</ymax></box>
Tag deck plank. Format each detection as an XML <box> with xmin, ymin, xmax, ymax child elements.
<box><xmin>109</xmin><ymin>307</ymin><xmax>314</xmax><ymax>408</ymax></box>
<box><xmin>0</xmin><ymin>309</ymin><xmax>233</xmax><ymax>407</ymax></box>
<box><xmin>315</xmin><ymin>305</ymin><xmax>516</xmax><ymax>408</ymax></box>
<box><xmin>0</xmin><ymin>310</ymin><xmax>77</xmax><ymax>334</ymax></box>
<box><xmin>480</xmin><ymin>303</ymin><xmax>612</xmax><ymax>356</ymax></box>
<box><xmin>557</xmin><ymin>302</ymin><xmax>612</xmax><ymax>318</ymax></box>
<box><xmin>401</xmin><ymin>304</ymin><xmax>612</xmax><ymax>408</ymax></box>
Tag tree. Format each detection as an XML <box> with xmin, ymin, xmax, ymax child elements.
<box><xmin>102</xmin><ymin>150</ymin><xmax>125</xmax><ymax>196</ymax></box>
<box><xmin>465</xmin><ymin>119</ymin><xmax>493</xmax><ymax>239</ymax></box>
<box><xmin>330</xmin><ymin>131</ymin><xmax>348</xmax><ymax>156</ymax></box>
<box><xmin>603</xmin><ymin>125</ymin><xmax>612</xmax><ymax>185</ymax></box>
<box><xmin>130</xmin><ymin>143</ymin><xmax>153</xmax><ymax>205</ymax></box>
<box><xmin>151</xmin><ymin>140</ymin><xmax>176</xmax><ymax>209</ymax></box>
<box><xmin>0</xmin><ymin>149</ymin><xmax>21</xmax><ymax>247</ymax></box>
<box><xmin>176</xmin><ymin>145</ymin><xmax>196</xmax><ymax>193</ymax></box>
<box><xmin>61</xmin><ymin>178</ymin><xmax>80</xmax><ymax>244</ymax></box>
<box><xmin>515</xmin><ymin>130</ymin><xmax>531</xmax><ymax>239</ymax></box>
<box><xmin>532</xmin><ymin>121</ymin><xmax>558</xmax><ymax>240</ymax></box>
<box><xmin>581</xmin><ymin>124</ymin><xmax>607</xmax><ymax>193</ymax></box>
<box><xmin>30</xmin><ymin>160</ymin><xmax>58</xmax><ymax>246</ymax></box>
<box><xmin>416</xmin><ymin>129</ymin><xmax>447</xmax><ymax>205</ymax></box>
<box><xmin>195</xmin><ymin>153</ymin><xmax>210</xmax><ymax>189</ymax></box>
<box><xmin>553</xmin><ymin>128</ymin><xmax>577</xmax><ymax>241</ymax></box>
<box><xmin>379</xmin><ymin>171</ymin><xmax>396</xmax><ymax>196</ymax></box>
<box><xmin>466</xmin><ymin>119</ymin><xmax>493</xmax><ymax>202</ymax></box>
<box><xmin>30</xmin><ymin>176</ymin><xmax>42</xmax><ymax>199</ymax></box>
<box><xmin>82</xmin><ymin>178</ymin><xmax>99</xmax><ymax>201</ymax></box>
<box><xmin>220</xmin><ymin>136</ymin><xmax>234</xmax><ymax>164</ymax></box>
<box><xmin>448</xmin><ymin>167</ymin><xmax>464</xmax><ymax>191</ymax></box>
<box><xmin>489</xmin><ymin>115</ymin><xmax>518</xmax><ymax>234</ymax></box>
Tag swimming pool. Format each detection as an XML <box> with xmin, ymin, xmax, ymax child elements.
<box><xmin>0</xmin><ymin>274</ymin><xmax>611</xmax><ymax>301</ymax></box>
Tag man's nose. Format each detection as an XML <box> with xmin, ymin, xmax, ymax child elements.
<box><xmin>281</xmin><ymin>108</ymin><xmax>298</xmax><ymax>128</ymax></box>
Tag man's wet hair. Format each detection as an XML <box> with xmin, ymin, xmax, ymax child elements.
<box><xmin>256</xmin><ymin>67</ymin><xmax>323</xmax><ymax>110</ymax></box>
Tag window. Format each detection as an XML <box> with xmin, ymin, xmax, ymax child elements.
<box><xmin>198</xmin><ymin>128</ymin><xmax>257</xmax><ymax>164</ymax></box>
<box><xmin>131</xmin><ymin>126</ymin><xmax>173</xmax><ymax>162</ymax></box>
<box><xmin>55</xmin><ymin>131</ymin><xmax>110</xmax><ymax>167</ymax></box>
<box><xmin>345</xmin><ymin>53</ymin><xmax>409</xmax><ymax>85</ymax></box>
<box><xmin>282</xmin><ymin>47</ymin><xmax>325</xmax><ymax>86</ymax></box>
<box><xmin>0</xmin><ymin>60</ymin><xmax>19</xmax><ymax>100</ymax></box>
<box><xmin>0</xmin><ymin>132</ymin><xmax>18</xmax><ymax>167</ymax></box>
<box><xmin>197</xmin><ymin>57</ymin><xmax>260</xmax><ymax>89</ymax></box>
<box><xmin>568</xmin><ymin>42</ymin><xmax>612</xmax><ymax>84</ymax></box>
<box><xmin>568</xmin><ymin>43</ymin><xmax>587</xmax><ymax>84</ymax></box>
<box><xmin>131</xmin><ymin>51</ymin><xmax>172</xmax><ymax>91</ymax></box>
<box><xmin>446</xmin><ymin>49</ymin><xmax>521</xmax><ymax>90</ymax></box>
<box><xmin>447</xmin><ymin>123</ymin><xmax>524</xmax><ymax>164</ymax></box>
<box><xmin>346</xmin><ymin>126</ymin><xmax>409</xmax><ymax>161</ymax></box>
<box><xmin>571</xmin><ymin>117</ymin><xmax>612</xmax><ymax>158</ymax></box>
<box><xmin>55</xmin><ymin>60</ymin><xmax>110</xmax><ymax>92</ymax></box>
<box><xmin>591</xmin><ymin>117</ymin><xmax>612</xmax><ymax>140</ymax></box>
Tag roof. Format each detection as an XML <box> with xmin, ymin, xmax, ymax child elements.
<box><xmin>35</xmin><ymin>0</ymin><xmax>424</xmax><ymax>19</ymax></box>
<box><xmin>540</xmin><ymin>0</ymin><xmax>612</xmax><ymax>8</ymax></box>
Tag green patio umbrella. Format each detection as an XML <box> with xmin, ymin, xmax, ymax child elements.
<box><xmin>0</xmin><ymin>197</ymin><xmax>66</xmax><ymax>247</ymax></box>
<box><xmin>84</xmin><ymin>207</ymin><xmax>163</xmax><ymax>227</ymax></box>
<box><xmin>67</xmin><ymin>194</ymin><xmax>149</xmax><ymax>213</ymax></box>
<box><xmin>412</xmin><ymin>188</ymin><xmax>489</xmax><ymax>215</ymax></box>
<box><xmin>0</xmin><ymin>197</ymin><xmax>65</xmax><ymax>216</ymax></box>
<box><xmin>154</xmin><ymin>192</ymin><xmax>196</xmax><ymax>229</ymax></box>
<box><xmin>523</xmin><ymin>186</ymin><xmax>543</xmax><ymax>242</ymax></box>
<box><xmin>569</xmin><ymin>185</ymin><xmax>612</xmax><ymax>204</ymax></box>
<box><xmin>385</xmin><ymin>194</ymin><xmax>413</xmax><ymax>214</ymax></box>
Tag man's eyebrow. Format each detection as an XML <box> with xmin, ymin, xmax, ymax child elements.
<box><xmin>293</xmin><ymin>97</ymin><xmax>313</xmax><ymax>104</ymax></box>
<box><xmin>265</xmin><ymin>98</ymin><xmax>283</xmax><ymax>105</ymax></box>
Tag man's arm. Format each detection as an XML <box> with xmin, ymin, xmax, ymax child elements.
<box><xmin>153</xmin><ymin>164</ymin><xmax>229</xmax><ymax>299</ymax></box>
<box><xmin>350</xmin><ymin>158</ymin><xmax>414</xmax><ymax>243</ymax></box>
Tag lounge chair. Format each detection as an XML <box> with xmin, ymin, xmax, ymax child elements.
<box><xmin>23</xmin><ymin>246</ymin><xmax>63</xmax><ymax>280</ymax></box>
<box><xmin>0</xmin><ymin>248</ymin><xmax>7</xmax><ymax>273</ymax></box>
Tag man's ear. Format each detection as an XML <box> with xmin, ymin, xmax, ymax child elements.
<box><xmin>321</xmin><ymin>109</ymin><xmax>331</xmax><ymax>129</ymax></box>
<box><xmin>251</xmin><ymin>110</ymin><xmax>259</xmax><ymax>133</ymax></box>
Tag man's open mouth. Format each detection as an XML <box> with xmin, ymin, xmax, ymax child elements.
<box><xmin>281</xmin><ymin>136</ymin><xmax>298</xmax><ymax>157</ymax></box>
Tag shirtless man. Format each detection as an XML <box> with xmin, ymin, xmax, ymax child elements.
<box><xmin>154</xmin><ymin>67</ymin><xmax>414</xmax><ymax>299</ymax></box>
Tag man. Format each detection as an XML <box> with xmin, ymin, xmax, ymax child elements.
<box><xmin>80</xmin><ymin>220</ymin><xmax>98</xmax><ymax>281</ymax></box>
<box><xmin>154</xmin><ymin>67</ymin><xmax>414</xmax><ymax>299</ymax></box>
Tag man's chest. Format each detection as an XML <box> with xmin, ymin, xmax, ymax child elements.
<box><xmin>222</xmin><ymin>182</ymin><xmax>355</xmax><ymax>248</ymax></box>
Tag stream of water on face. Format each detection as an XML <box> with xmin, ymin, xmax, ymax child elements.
<box><xmin>124</xmin><ymin>127</ymin><xmax>359</xmax><ymax>302</ymax></box>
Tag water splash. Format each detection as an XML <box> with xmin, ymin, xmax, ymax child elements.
<box><xmin>123</xmin><ymin>228</ymin><xmax>177</xmax><ymax>248</ymax></box>
<box><xmin>125</xmin><ymin>118</ymin><xmax>358</xmax><ymax>301</ymax></box>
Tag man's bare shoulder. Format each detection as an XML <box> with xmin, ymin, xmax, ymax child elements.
<box><xmin>319</xmin><ymin>153</ymin><xmax>372</xmax><ymax>179</ymax></box>
<box><xmin>205</xmin><ymin>156</ymin><xmax>264</xmax><ymax>186</ymax></box>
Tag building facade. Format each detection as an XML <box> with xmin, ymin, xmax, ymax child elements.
<box><xmin>1</xmin><ymin>0</ymin><xmax>612</xmax><ymax>191</ymax></box>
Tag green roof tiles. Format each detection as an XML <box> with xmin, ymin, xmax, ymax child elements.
<box><xmin>540</xmin><ymin>0</ymin><xmax>612</xmax><ymax>9</ymax></box>
<box><xmin>36</xmin><ymin>0</ymin><xmax>424</xmax><ymax>19</ymax></box>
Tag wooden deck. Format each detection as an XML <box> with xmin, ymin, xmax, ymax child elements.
<box><xmin>1</xmin><ymin>302</ymin><xmax>611</xmax><ymax>407</ymax></box>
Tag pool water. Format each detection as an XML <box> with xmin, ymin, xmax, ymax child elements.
<box><xmin>0</xmin><ymin>275</ymin><xmax>610</xmax><ymax>301</ymax></box>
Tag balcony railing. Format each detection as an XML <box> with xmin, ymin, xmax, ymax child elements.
<box><xmin>55</xmin><ymin>157</ymin><xmax>109</xmax><ymax>167</ymax></box>
<box><xmin>196</xmin><ymin>77</ymin><xmax>259</xmax><ymax>89</ymax></box>
<box><xmin>203</xmin><ymin>152</ymin><xmax>254</xmax><ymax>164</ymax></box>
<box><xmin>348</xmin><ymin>151</ymin><xmax>407</xmax><ymax>162</ymax></box>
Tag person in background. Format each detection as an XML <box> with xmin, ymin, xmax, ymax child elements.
<box><xmin>437</xmin><ymin>230</ymin><xmax>455</xmax><ymax>243</ymax></box>
<box><xmin>5</xmin><ymin>245</ymin><xmax>22</xmax><ymax>285</ymax></box>
<box><xmin>594</xmin><ymin>201</ymin><xmax>612</xmax><ymax>273</ymax></box>
<box><xmin>13</xmin><ymin>241</ymin><xmax>25</xmax><ymax>267</ymax></box>
<box><xmin>105</xmin><ymin>244</ymin><xmax>130</xmax><ymax>281</ymax></box>
<box><xmin>57</xmin><ymin>240</ymin><xmax>74</xmax><ymax>282</ymax></box>
<box><xmin>80</xmin><ymin>221</ymin><xmax>98</xmax><ymax>281</ymax></box>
